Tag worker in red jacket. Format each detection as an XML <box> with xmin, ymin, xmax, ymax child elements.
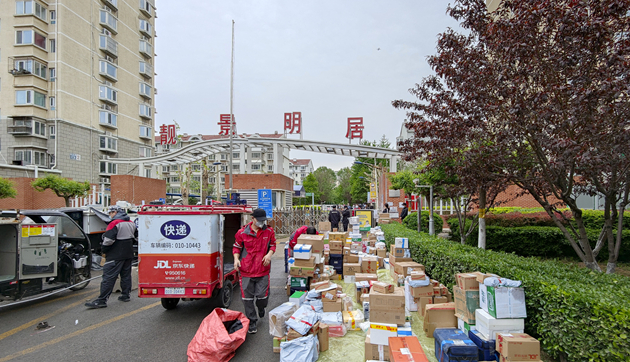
<box><xmin>233</xmin><ymin>208</ymin><xmax>277</xmax><ymax>334</ymax></box>
<box><xmin>285</xmin><ymin>226</ymin><xmax>318</xmax><ymax>273</ymax></box>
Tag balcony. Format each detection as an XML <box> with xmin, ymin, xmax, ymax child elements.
<box><xmin>99</xmin><ymin>10</ymin><xmax>118</xmax><ymax>34</ymax></box>
<box><xmin>102</xmin><ymin>0</ymin><xmax>118</xmax><ymax>11</ymax></box>
<box><xmin>99</xmin><ymin>35</ymin><xmax>118</xmax><ymax>57</ymax></box>
<box><xmin>139</xmin><ymin>61</ymin><xmax>153</xmax><ymax>78</ymax></box>
<box><xmin>139</xmin><ymin>0</ymin><xmax>154</xmax><ymax>17</ymax></box>
<box><xmin>139</xmin><ymin>40</ymin><xmax>152</xmax><ymax>58</ymax></box>
<box><xmin>7</xmin><ymin>124</ymin><xmax>33</xmax><ymax>135</ymax></box>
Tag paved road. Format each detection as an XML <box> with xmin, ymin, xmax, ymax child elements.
<box><xmin>0</xmin><ymin>240</ymin><xmax>289</xmax><ymax>362</ymax></box>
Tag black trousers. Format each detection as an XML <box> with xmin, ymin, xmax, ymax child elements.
<box><xmin>239</xmin><ymin>275</ymin><xmax>270</xmax><ymax>326</ymax></box>
<box><xmin>342</xmin><ymin>221</ymin><xmax>349</xmax><ymax>232</ymax></box>
<box><xmin>96</xmin><ymin>258</ymin><xmax>132</xmax><ymax>303</ymax></box>
<box><xmin>331</xmin><ymin>222</ymin><xmax>339</xmax><ymax>230</ymax></box>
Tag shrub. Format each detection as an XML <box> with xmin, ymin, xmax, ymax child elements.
<box><xmin>402</xmin><ymin>211</ymin><xmax>443</xmax><ymax>233</ymax></box>
<box><xmin>381</xmin><ymin>223</ymin><xmax>630</xmax><ymax>362</ymax></box>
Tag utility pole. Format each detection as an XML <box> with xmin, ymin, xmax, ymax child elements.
<box><xmin>228</xmin><ymin>20</ymin><xmax>235</xmax><ymax>191</ymax></box>
<box><xmin>478</xmin><ymin>187</ymin><xmax>486</xmax><ymax>249</ymax></box>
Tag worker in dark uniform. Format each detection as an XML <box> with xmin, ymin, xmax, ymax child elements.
<box><xmin>328</xmin><ymin>205</ymin><xmax>341</xmax><ymax>231</ymax></box>
<box><xmin>342</xmin><ymin>205</ymin><xmax>351</xmax><ymax>232</ymax></box>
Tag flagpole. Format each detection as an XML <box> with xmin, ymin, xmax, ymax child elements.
<box><xmin>229</xmin><ymin>20</ymin><xmax>235</xmax><ymax>191</ymax></box>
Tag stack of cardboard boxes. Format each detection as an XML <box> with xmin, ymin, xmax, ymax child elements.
<box><xmin>496</xmin><ymin>333</ymin><xmax>541</xmax><ymax>362</ymax></box>
<box><xmin>288</xmin><ymin>234</ymin><xmax>327</xmax><ymax>299</ymax></box>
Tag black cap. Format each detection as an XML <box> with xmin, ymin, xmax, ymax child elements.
<box><xmin>252</xmin><ymin>208</ymin><xmax>268</xmax><ymax>221</ymax></box>
<box><xmin>332</xmin><ymin>205</ymin><xmax>337</xmax><ymax>209</ymax></box>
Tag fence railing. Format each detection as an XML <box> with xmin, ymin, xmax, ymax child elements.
<box><xmin>269</xmin><ymin>207</ymin><xmax>329</xmax><ymax>235</ymax></box>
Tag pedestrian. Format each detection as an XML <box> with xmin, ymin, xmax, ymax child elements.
<box><xmin>383</xmin><ymin>203</ymin><xmax>390</xmax><ymax>213</ymax></box>
<box><xmin>328</xmin><ymin>205</ymin><xmax>341</xmax><ymax>231</ymax></box>
<box><xmin>342</xmin><ymin>205</ymin><xmax>351</xmax><ymax>232</ymax></box>
<box><xmin>400</xmin><ymin>202</ymin><xmax>409</xmax><ymax>221</ymax></box>
<box><xmin>233</xmin><ymin>208</ymin><xmax>277</xmax><ymax>334</ymax></box>
<box><xmin>85</xmin><ymin>205</ymin><xmax>137</xmax><ymax>309</ymax></box>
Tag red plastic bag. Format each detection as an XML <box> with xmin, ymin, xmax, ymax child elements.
<box><xmin>187</xmin><ymin>308</ymin><xmax>250</xmax><ymax>362</ymax></box>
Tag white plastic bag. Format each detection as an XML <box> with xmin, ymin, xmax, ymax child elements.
<box><xmin>319</xmin><ymin>312</ymin><xmax>343</xmax><ymax>326</ymax></box>
<box><xmin>269</xmin><ymin>302</ymin><xmax>299</xmax><ymax>338</ymax></box>
<box><xmin>286</xmin><ymin>305</ymin><xmax>320</xmax><ymax>336</ymax></box>
<box><xmin>279</xmin><ymin>334</ymin><xmax>319</xmax><ymax>362</ymax></box>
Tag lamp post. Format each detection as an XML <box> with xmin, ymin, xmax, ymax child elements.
<box><xmin>354</xmin><ymin>161</ymin><xmax>384</xmax><ymax>211</ymax></box>
<box><xmin>413</xmin><ymin>179</ymin><xmax>434</xmax><ymax>235</ymax></box>
<box><xmin>213</xmin><ymin>161</ymin><xmax>222</xmax><ymax>201</ymax></box>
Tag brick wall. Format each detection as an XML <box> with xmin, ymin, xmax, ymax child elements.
<box><xmin>0</xmin><ymin>177</ymin><xmax>66</xmax><ymax>210</ymax></box>
<box><xmin>494</xmin><ymin>184</ymin><xmax>563</xmax><ymax>208</ymax></box>
<box><xmin>382</xmin><ymin>172</ymin><xmax>408</xmax><ymax>211</ymax></box>
<box><xmin>225</xmin><ymin>174</ymin><xmax>293</xmax><ymax>191</ymax></box>
<box><xmin>110</xmin><ymin>175</ymin><xmax>166</xmax><ymax>205</ymax></box>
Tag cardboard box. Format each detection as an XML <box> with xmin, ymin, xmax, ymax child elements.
<box><xmin>289</xmin><ymin>291</ymin><xmax>306</xmax><ymax>306</ymax></box>
<box><xmin>476</xmin><ymin>272</ymin><xmax>499</xmax><ymax>284</ymax></box>
<box><xmin>347</xmin><ymin>254</ymin><xmax>359</xmax><ymax>263</ymax></box>
<box><xmin>350</xmin><ymin>242</ymin><xmax>362</xmax><ymax>252</ymax></box>
<box><xmin>318</xmin><ymin>221</ymin><xmax>331</xmax><ymax>232</ymax></box>
<box><xmin>343</xmin><ymin>263</ymin><xmax>361</xmax><ymax>276</ymax></box>
<box><xmin>423</xmin><ymin>302</ymin><xmax>457</xmax><ymax>337</ymax></box>
<box><xmin>369</xmin><ymin>308</ymin><xmax>406</xmax><ymax>325</ymax></box>
<box><xmin>369</xmin><ymin>287</ymin><xmax>405</xmax><ymax>311</ymax></box>
<box><xmin>433</xmin><ymin>296</ymin><xmax>448</xmax><ymax>304</ymax></box>
<box><xmin>293</xmin><ymin>244</ymin><xmax>313</xmax><ymax>260</ymax></box>
<box><xmin>328</xmin><ymin>232</ymin><xmax>347</xmax><ymax>241</ymax></box>
<box><xmin>287</xmin><ymin>328</ymin><xmax>304</xmax><ymax>341</ymax></box>
<box><xmin>294</xmin><ymin>256</ymin><xmax>315</xmax><ymax>268</ymax></box>
<box><xmin>394</xmin><ymin>261</ymin><xmax>424</xmax><ymax>277</ymax></box>
<box><xmin>419</xmin><ymin>297</ymin><xmax>433</xmax><ymax>317</ymax></box>
<box><xmin>369</xmin><ymin>322</ymin><xmax>398</xmax><ymax>345</ymax></box>
<box><xmin>479</xmin><ymin>284</ymin><xmax>527</xmax><ymax>319</ymax></box>
<box><xmin>310</xmin><ymin>280</ymin><xmax>331</xmax><ymax>291</ymax></box>
<box><xmin>457</xmin><ymin>273</ymin><xmax>481</xmax><ymax>291</ymax></box>
<box><xmin>394</xmin><ymin>237</ymin><xmax>409</xmax><ymax>248</ymax></box>
<box><xmin>411</xmin><ymin>285</ymin><xmax>435</xmax><ymax>298</ymax></box>
<box><xmin>272</xmin><ymin>336</ymin><xmax>286</xmax><ymax>353</ymax></box>
<box><xmin>391</xmin><ymin>245</ymin><xmax>411</xmax><ymax>259</ymax></box>
<box><xmin>409</xmin><ymin>271</ymin><xmax>426</xmax><ymax>280</ymax></box>
<box><xmin>297</xmin><ymin>234</ymin><xmax>325</xmax><ymax>255</ymax></box>
<box><xmin>365</xmin><ymin>332</ymin><xmax>390</xmax><ymax>361</ymax></box>
<box><xmin>475</xmin><ymin>309</ymin><xmax>524</xmax><ymax>340</ymax></box>
<box><xmin>290</xmin><ymin>276</ymin><xmax>309</xmax><ymax>289</ymax></box>
<box><xmin>318</xmin><ymin>324</ymin><xmax>329</xmax><ymax>352</ymax></box>
<box><xmin>496</xmin><ymin>333</ymin><xmax>540</xmax><ymax>361</ymax></box>
<box><xmin>362</xmin><ymin>257</ymin><xmax>378</xmax><ymax>274</ymax></box>
<box><xmin>321</xmin><ymin>289</ymin><xmax>338</xmax><ymax>302</ymax></box>
<box><xmin>355</xmin><ymin>273</ymin><xmax>378</xmax><ymax>282</ymax></box>
<box><xmin>372</xmin><ymin>281</ymin><xmax>394</xmax><ymax>294</ymax></box>
<box><xmin>454</xmin><ymin>285</ymin><xmax>480</xmax><ymax>324</ymax></box>
<box><xmin>322</xmin><ymin>299</ymin><xmax>343</xmax><ymax>312</ymax></box>
<box><xmin>433</xmin><ymin>287</ymin><xmax>441</xmax><ymax>296</ymax></box>
<box><xmin>290</xmin><ymin>266</ymin><xmax>315</xmax><ymax>277</ymax></box>
<box><xmin>329</xmin><ymin>240</ymin><xmax>343</xmax><ymax>253</ymax></box>
<box><xmin>389</xmin><ymin>337</ymin><xmax>429</xmax><ymax>362</ymax></box>
<box><xmin>343</xmin><ymin>247</ymin><xmax>351</xmax><ymax>256</ymax></box>
<box><xmin>356</xmin><ymin>281</ymin><xmax>371</xmax><ymax>303</ymax></box>
<box><xmin>377</xmin><ymin>248</ymin><xmax>387</xmax><ymax>258</ymax></box>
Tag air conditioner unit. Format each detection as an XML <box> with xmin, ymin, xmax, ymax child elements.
<box><xmin>99</xmin><ymin>155</ymin><xmax>109</xmax><ymax>160</ymax></box>
<box><xmin>105</xmin><ymin>56</ymin><xmax>114</xmax><ymax>62</ymax></box>
<box><xmin>103</xmin><ymin>6</ymin><xmax>111</xmax><ymax>13</ymax></box>
<box><xmin>141</xmin><ymin>36</ymin><xmax>149</xmax><ymax>41</ymax></box>
<box><xmin>99</xmin><ymin>177</ymin><xmax>111</xmax><ymax>184</ymax></box>
<box><xmin>102</xmin><ymin>29</ymin><xmax>111</xmax><ymax>36</ymax></box>
<box><xmin>102</xmin><ymin>104</ymin><xmax>112</xmax><ymax>111</ymax></box>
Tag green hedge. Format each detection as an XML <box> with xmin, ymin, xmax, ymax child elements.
<box><xmin>401</xmin><ymin>211</ymin><xmax>444</xmax><ymax>233</ymax></box>
<box><xmin>449</xmin><ymin>209</ymin><xmax>630</xmax><ymax>229</ymax></box>
<box><xmin>381</xmin><ymin>223</ymin><xmax>630</xmax><ymax>362</ymax></box>
<box><xmin>447</xmin><ymin>219</ymin><xmax>630</xmax><ymax>262</ymax></box>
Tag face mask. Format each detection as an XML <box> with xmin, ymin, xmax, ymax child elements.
<box><xmin>255</xmin><ymin>220</ymin><xmax>266</xmax><ymax>228</ymax></box>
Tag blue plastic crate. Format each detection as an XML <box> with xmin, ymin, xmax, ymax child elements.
<box><xmin>434</xmin><ymin>328</ymin><xmax>479</xmax><ymax>362</ymax></box>
<box><xmin>468</xmin><ymin>330</ymin><xmax>495</xmax><ymax>361</ymax></box>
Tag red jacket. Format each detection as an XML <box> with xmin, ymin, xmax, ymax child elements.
<box><xmin>288</xmin><ymin>225</ymin><xmax>319</xmax><ymax>250</ymax></box>
<box><xmin>233</xmin><ymin>222</ymin><xmax>277</xmax><ymax>278</ymax></box>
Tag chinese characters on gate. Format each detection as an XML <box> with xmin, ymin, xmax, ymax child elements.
<box><xmin>346</xmin><ymin>117</ymin><xmax>364</xmax><ymax>142</ymax></box>
<box><xmin>159</xmin><ymin>124</ymin><xmax>177</xmax><ymax>145</ymax></box>
<box><xmin>218</xmin><ymin>114</ymin><xmax>236</xmax><ymax>136</ymax></box>
<box><xmin>284</xmin><ymin>112</ymin><xmax>302</xmax><ymax>135</ymax></box>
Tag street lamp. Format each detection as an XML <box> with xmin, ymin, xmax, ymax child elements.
<box><xmin>354</xmin><ymin>160</ymin><xmax>384</xmax><ymax>211</ymax></box>
<box><xmin>413</xmin><ymin>178</ymin><xmax>434</xmax><ymax>236</ymax></box>
<box><xmin>213</xmin><ymin>161</ymin><xmax>222</xmax><ymax>200</ymax></box>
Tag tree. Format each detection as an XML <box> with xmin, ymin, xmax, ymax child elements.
<box><xmin>350</xmin><ymin>137</ymin><xmax>392</xmax><ymax>204</ymax></box>
<box><xmin>302</xmin><ymin>174</ymin><xmax>319</xmax><ymax>203</ymax></box>
<box><xmin>394</xmin><ymin>0</ymin><xmax>630</xmax><ymax>272</ymax></box>
<box><xmin>0</xmin><ymin>177</ymin><xmax>17</xmax><ymax>199</ymax></box>
<box><xmin>312</xmin><ymin>167</ymin><xmax>336</xmax><ymax>204</ymax></box>
<box><xmin>333</xmin><ymin>167</ymin><xmax>353</xmax><ymax>204</ymax></box>
<box><xmin>32</xmin><ymin>175</ymin><xmax>90</xmax><ymax>207</ymax></box>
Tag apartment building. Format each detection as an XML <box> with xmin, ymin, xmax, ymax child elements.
<box><xmin>154</xmin><ymin>132</ymin><xmax>291</xmax><ymax>196</ymax></box>
<box><xmin>0</xmin><ymin>0</ymin><xmax>157</xmax><ymax>185</ymax></box>
<box><xmin>288</xmin><ymin>158</ymin><xmax>314</xmax><ymax>185</ymax></box>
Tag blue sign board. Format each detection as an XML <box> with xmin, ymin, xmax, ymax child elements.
<box><xmin>159</xmin><ymin>198</ymin><xmax>165</xmax><ymax>203</ymax></box>
<box><xmin>257</xmin><ymin>189</ymin><xmax>273</xmax><ymax>219</ymax></box>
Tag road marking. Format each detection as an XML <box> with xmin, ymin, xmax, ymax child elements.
<box><xmin>0</xmin><ymin>301</ymin><xmax>161</xmax><ymax>362</ymax></box>
<box><xmin>0</xmin><ymin>289</ymin><xmax>95</xmax><ymax>314</ymax></box>
<box><xmin>0</xmin><ymin>291</ymin><xmax>98</xmax><ymax>341</ymax></box>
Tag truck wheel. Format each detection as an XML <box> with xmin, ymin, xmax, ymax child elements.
<box><xmin>161</xmin><ymin>298</ymin><xmax>179</xmax><ymax>310</ymax></box>
<box><xmin>69</xmin><ymin>271</ymin><xmax>90</xmax><ymax>291</ymax></box>
<box><xmin>219</xmin><ymin>280</ymin><xmax>233</xmax><ymax>308</ymax></box>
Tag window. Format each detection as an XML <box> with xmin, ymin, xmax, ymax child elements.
<box><xmin>301</xmin><ymin>173</ymin><xmax>305</xmax><ymax>177</ymax></box>
<box><xmin>169</xmin><ymin>187</ymin><xmax>180</xmax><ymax>194</ymax></box>
<box><xmin>301</xmin><ymin>166</ymin><xmax>305</xmax><ymax>170</ymax></box>
<box><xmin>16</xmin><ymin>30</ymin><xmax>46</xmax><ymax>49</ymax></box>
<box><xmin>50</xmin><ymin>10</ymin><xmax>56</xmax><ymax>24</ymax></box>
<box><xmin>15</xmin><ymin>149</ymin><xmax>46</xmax><ymax>166</ymax></box>
<box><xmin>33</xmin><ymin>121</ymin><xmax>45</xmax><ymax>136</ymax></box>
<box><xmin>252</xmin><ymin>165</ymin><xmax>261</xmax><ymax>171</ymax></box>
<box><xmin>192</xmin><ymin>176</ymin><xmax>201</xmax><ymax>183</ymax></box>
<box><xmin>49</xmin><ymin>125</ymin><xmax>56</xmax><ymax>139</ymax></box>
<box><xmin>233</xmin><ymin>152</ymin><xmax>240</xmax><ymax>159</ymax></box>
<box><xmin>209</xmin><ymin>177</ymin><xmax>216</xmax><ymax>184</ymax></box>
<box><xmin>139</xmin><ymin>125</ymin><xmax>152</xmax><ymax>139</ymax></box>
<box><xmin>232</xmin><ymin>164</ymin><xmax>240</xmax><ymax>171</ymax></box>
<box><xmin>268</xmin><ymin>165</ymin><xmax>273</xmax><ymax>171</ymax></box>
<box><xmin>49</xmin><ymin>96</ymin><xmax>55</xmax><ymax>110</ymax></box>
<box><xmin>170</xmin><ymin>177</ymin><xmax>180</xmax><ymax>183</ymax></box>
<box><xmin>139</xmin><ymin>61</ymin><xmax>152</xmax><ymax>77</ymax></box>
<box><xmin>99</xmin><ymin>85</ymin><xmax>117</xmax><ymax>104</ymax></box>
<box><xmin>99</xmin><ymin>161</ymin><xmax>117</xmax><ymax>175</ymax></box>
<box><xmin>139</xmin><ymin>104</ymin><xmax>151</xmax><ymax>118</ymax></box>
<box><xmin>221</xmin><ymin>166</ymin><xmax>228</xmax><ymax>172</ymax></box>
<box><xmin>99</xmin><ymin>10</ymin><xmax>117</xmax><ymax>33</ymax></box>
<box><xmin>99</xmin><ymin>34</ymin><xmax>118</xmax><ymax>57</ymax></box>
<box><xmin>139</xmin><ymin>0</ymin><xmax>153</xmax><ymax>17</ymax></box>
<box><xmin>139</xmin><ymin>82</ymin><xmax>151</xmax><ymax>98</ymax></box>
<box><xmin>171</xmin><ymin>165</ymin><xmax>179</xmax><ymax>171</ymax></box>
<box><xmin>144</xmin><ymin>169</ymin><xmax>151</xmax><ymax>178</ymax></box>
<box><xmin>220</xmin><ymin>154</ymin><xmax>227</xmax><ymax>160</ymax></box>
<box><xmin>99</xmin><ymin>60</ymin><xmax>117</xmax><ymax>80</ymax></box>
<box><xmin>16</xmin><ymin>90</ymin><xmax>46</xmax><ymax>107</ymax></box>
<box><xmin>99</xmin><ymin>110</ymin><xmax>117</xmax><ymax>127</ymax></box>
<box><xmin>192</xmin><ymin>164</ymin><xmax>201</xmax><ymax>172</ymax></box>
<box><xmin>50</xmin><ymin>67</ymin><xmax>56</xmax><ymax>81</ymax></box>
<box><xmin>267</xmin><ymin>153</ymin><xmax>274</xmax><ymax>160</ymax></box>
<box><xmin>252</xmin><ymin>152</ymin><xmax>261</xmax><ymax>159</ymax></box>
<box><xmin>99</xmin><ymin>135</ymin><xmax>118</xmax><ymax>152</ymax></box>
<box><xmin>14</xmin><ymin>59</ymin><xmax>47</xmax><ymax>79</ymax></box>
<box><xmin>139</xmin><ymin>40</ymin><xmax>152</xmax><ymax>57</ymax></box>
<box><xmin>139</xmin><ymin>19</ymin><xmax>152</xmax><ymax>36</ymax></box>
<box><xmin>16</xmin><ymin>1</ymin><xmax>47</xmax><ymax>21</ymax></box>
<box><xmin>49</xmin><ymin>39</ymin><xmax>55</xmax><ymax>53</ymax></box>
<box><xmin>139</xmin><ymin>147</ymin><xmax>151</xmax><ymax>157</ymax></box>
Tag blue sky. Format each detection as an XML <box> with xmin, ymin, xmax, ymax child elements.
<box><xmin>154</xmin><ymin>1</ymin><xmax>460</xmax><ymax>171</ymax></box>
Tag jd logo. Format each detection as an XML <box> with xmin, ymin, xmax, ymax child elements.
<box><xmin>154</xmin><ymin>260</ymin><xmax>171</xmax><ymax>269</ymax></box>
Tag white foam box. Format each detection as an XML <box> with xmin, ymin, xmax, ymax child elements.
<box><xmin>404</xmin><ymin>278</ymin><xmax>418</xmax><ymax>312</ymax></box>
<box><xmin>475</xmin><ymin>309</ymin><xmax>524</xmax><ymax>340</ymax></box>
<box><xmin>479</xmin><ymin>284</ymin><xmax>527</xmax><ymax>319</ymax></box>
<box><xmin>457</xmin><ymin>317</ymin><xmax>476</xmax><ymax>334</ymax></box>
<box><xmin>369</xmin><ymin>322</ymin><xmax>398</xmax><ymax>345</ymax></box>
<box><xmin>293</xmin><ymin>244</ymin><xmax>313</xmax><ymax>260</ymax></box>
<box><xmin>394</xmin><ymin>237</ymin><xmax>409</xmax><ymax>248</ymax></box>
<box><xmin>313</xmin><ymin>252</ymin><xmax>324</xmax><ymax>264</ymax></box>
